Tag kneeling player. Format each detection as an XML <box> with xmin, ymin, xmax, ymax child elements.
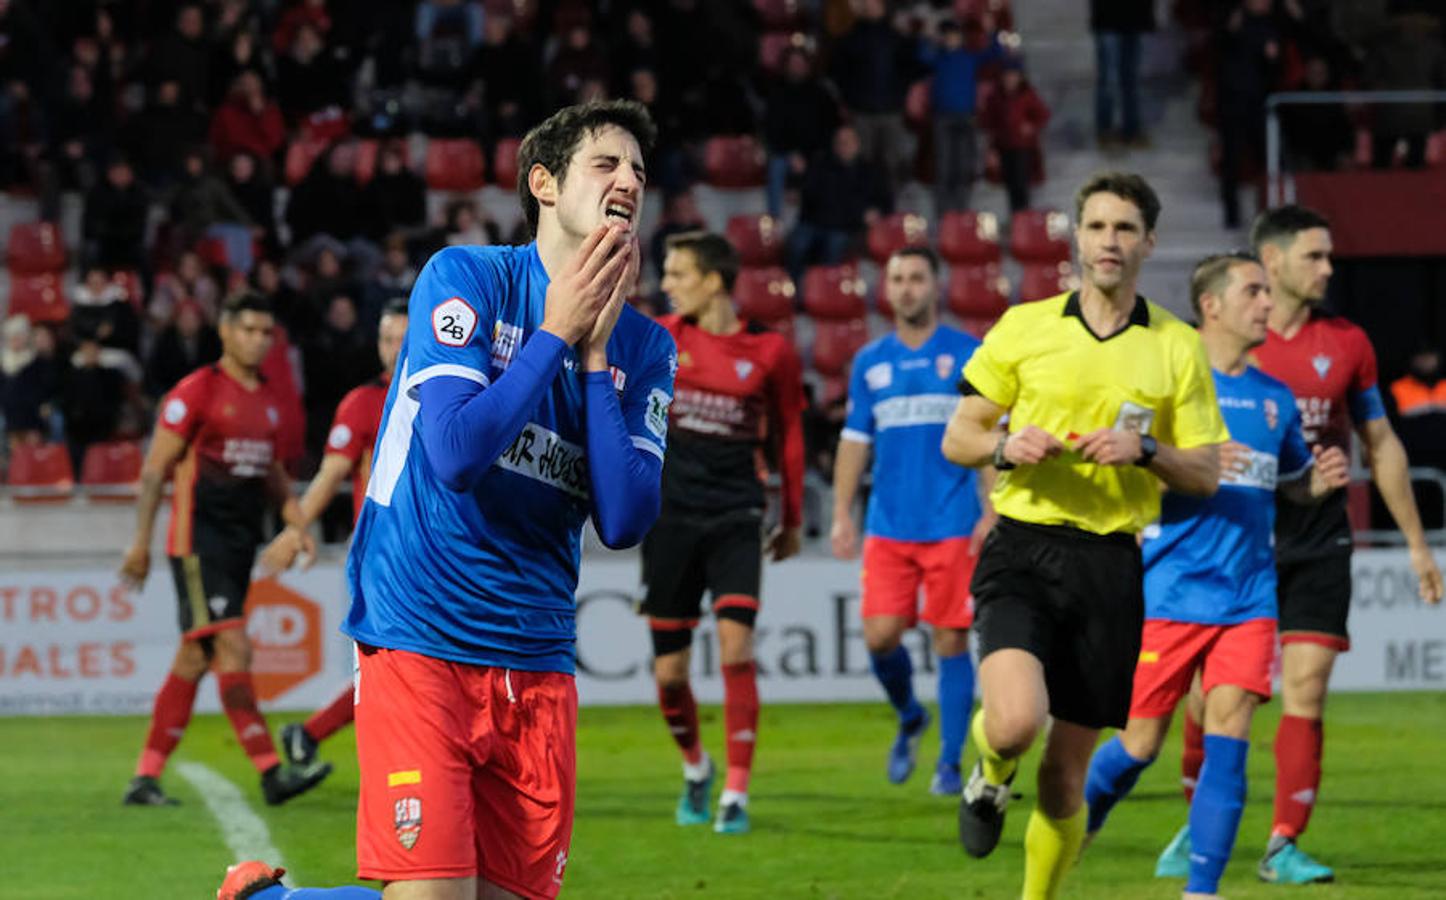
<box><xmin>1083</xmin><ymin>254</ymin><xmax>1348</xmax><ymax>898</ymax></box>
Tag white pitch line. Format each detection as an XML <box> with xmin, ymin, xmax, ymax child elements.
<box><xmin>175</xmin><ymin>761</ymin><xmax>289</xmax><ymax>876</ymax></box>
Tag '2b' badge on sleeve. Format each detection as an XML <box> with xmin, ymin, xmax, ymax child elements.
<box><xmin>432</xmin><ymin>297</ymin><xmax>478</xmax><ymax>347</ymax></box>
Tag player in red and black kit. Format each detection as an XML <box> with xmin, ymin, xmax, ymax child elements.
<box><xmin>120</xmin><ymin>293</ymin><xmax>333</xmax><ymax>808</ymax></box>
<box><xmin>644</xmin><ymin>231</ymin><xmax>805</xmax><ymax>835</ymax></box>
<box><xmin>257</xmin><ymin>300</ymin><xmax>408</xmax><ymax>771</ymax></box>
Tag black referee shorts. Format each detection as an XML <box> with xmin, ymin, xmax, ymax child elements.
<box><xmin>970</xmin><ymin>517</ymin><xmax>1144</xmax><ymax>730</ymax></box>
<box><xmin>1277</xmin><ymin>553</ymin><xmax>1353</xmax><ymax>650</ymax></box>
<box><xmin>640</xmin><ymin>509</ymin><xmax>763</xmax><ymax>624</ymax></box>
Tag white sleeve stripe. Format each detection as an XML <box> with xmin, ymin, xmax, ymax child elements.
<box><xmin>632</xmin><ymin>435</ymin><xmax>665</xmax><ymax>459</ymax></box>
<box><xmin>840</xmin><ymin>429</ymin><xmax>873</xmax><ymax>444</ymax></box>
<box><xmin>1279</xmin><ymin>459</ymin><xmax>1314</xmax><ymax>482</ymax></box>
<box><xmin>405</xmin><ymin>363</ymin><xmax>490</xmax><ymax>394</ymax></box>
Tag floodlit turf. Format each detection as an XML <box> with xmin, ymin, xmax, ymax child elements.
<box><xmin>6</xmin><ymin>693</ymin><xmax>1446</xmax><ymax>898</ymax></box>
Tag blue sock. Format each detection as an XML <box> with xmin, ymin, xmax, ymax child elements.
<box><xmin>936</xmin><ymin>651</ymin><xmax>974</xmax><ymax>766</ymax></box>
<box><xmin>1186</xmin><ymin>735</ymin><xmax>1249</xmax><ymax>895</ymax></box>
<box><xmin>253</xmin><ymin>887</ymin><xmax>381</xmax><ymax>899</ymax></box>
<box><xmin>1084</xmin><ymin>735</ymin><xmax>1153</xmax><ymax>833</ymax></box>
<box><xmin>869</xmin><ymin>646</ymin><xmax>923</xmax><ymax>724</ymax></box>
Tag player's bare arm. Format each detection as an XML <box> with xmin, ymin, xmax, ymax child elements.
<box><xmin>943</xmin><ymin>394</ymin><xmax>1064</xmax><ymax>468</ymax></box>
<box><xmin>540</xmin><ymin>223</ymin><xmax>632</xmax><ymax>346</ymax></box>
<box><xmin>1278</xmin><ymin>445</ymin><xmax>1350</xmax><ymax>505</ymax></box>
<box><xmin>258</xmin><ymin>453</ymin><xmax>350</xmax><ymax>575</ymax></box>
<box><xmin>1357</xmin><ymin>416</ymin><xmax>1444</xmax><ymax>603</ymax></box>
<box><xmin>830</xmin><ymin>438</ymin><xmax>871</xmax><ymax>559</ymax></box>
<box><xmin>263</xmin><ymin>461</ymin><xmax>316</xmax><ymax>572</ymax></box>
<box><xmin>582</xmin><ymin>235</ymin><xmax>640</xmax><ymax>371</ymax></box>
<box><xmin>1077</xmin><ymin>428</ymin><xmax>1220</xmax><ymax>497</ymax></box>
<box><xmin>119</xmin><ymin>426</ymin><xmax>190</xmax><ymax>590</ymax></box>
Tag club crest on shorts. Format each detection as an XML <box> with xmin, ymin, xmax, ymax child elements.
<box><xmin>394</xmin><ymin>796</ymin><xmax>422</xmax><ymax>850</ymax></box>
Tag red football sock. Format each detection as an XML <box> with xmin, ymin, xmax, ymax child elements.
<box><xmin>136</xmin><ymin>672</ymin><xmax>200</xmax><ymax>778</ymax></box>
<box><xmin>722</xmin><ymin>661</ymin><xmax>759</xmax><ymax>795</ymax></box>
<box><xmin>303</xmin><ymin>685</ymin><xmax>355</xmax><ymax>743</ymax></box>
<box><xmin>1181</xmin><ymin>708</ymin><xmax>1205</xmax><ymax>804</ymax></box>
<box><xmin>657</xmin><ymin>682</ymin><xmax>703</xmax><ymax>765</ymax></box>
<box><xmin>1273</xmin><ymin>714</ymin><xmax>1323</xmax><ymax>839</ymax></box>
<box><xmin>218</xmin><ymin>671</ymin><xmax>280</xmax><ymax>773</ymax></box>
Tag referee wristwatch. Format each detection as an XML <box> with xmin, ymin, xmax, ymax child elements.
<box><xmin>1134</xmin><ymin>434</ymin><xmax>1158</xmax><ymax>467</ymax></box>
<box><xmin>992</xmin><ymin>434</ymin><xmax>1015</xmax><ymax>470</ymax></box>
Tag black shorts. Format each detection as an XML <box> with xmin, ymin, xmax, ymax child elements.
<box><xmin>969</xmin><ymin>517</ymin><xmax>1144</xmax><ymax>730</ymax></box>
<box><xmin>1277</xmin><ymin>553</ymin><xmax>1352</xmax><ymax>650</ymax></box>
<box><xmin>640</xmin><ymin>509</ymin><xmax>763</xmax><ymax>622</ymax></box>
<box><xmin>169</xmin><ymin>551</ymin><xmax>253</xmax><ymax>638</ymax></box>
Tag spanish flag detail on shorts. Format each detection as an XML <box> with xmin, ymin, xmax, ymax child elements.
<box><xmin>1138</xmin><ymin>650</ymin><xmax>1160</xmax><ymax>664</ymax></box>
<box><xmin>388</xmin><ymin>769</ymin><xmax>422</xmax><ymax>787</ymax></box>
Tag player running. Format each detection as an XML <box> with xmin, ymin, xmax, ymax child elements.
<box><xmin>643</xmin><ymin>230</ymin><xmax>805</xmax><ymax>836</ymax></box>
<box><xmin>941</xmin><ymin>172</ymin><xmax>1227</xmax><ymax>899</ymax></box>
<box><xmin>1081</xmin><ymin>253</ymin><xmax>1350</xmax><ymax>899</ymax></box>
<box><xmin>120</xmin><ymin>292</ymin><xmax>333</xmax><ymax>808</ymax></box>
<box><xmin>831</xmin><ymin>246</ymin><xmax>990</xmax><ymax>795</ymax></box>
<box><xmin>256</xmin><ymin>300</ymin><xmax>408</xmax><ymax>770</ymax></box>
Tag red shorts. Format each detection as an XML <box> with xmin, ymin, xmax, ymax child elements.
<box><xmin>354</xmin><ymin>647</ymin><xmax>577</xmax><ymax>897</ymax></box>
<box><xmin>1129</xmin><ymin>618</ymin><xmax>1276</xmax><ymax>719</ymax></box>
<box><xmin>860</xmin><ymin>536</ymin><xmax>976</xmax><ymax>630</ymax></box>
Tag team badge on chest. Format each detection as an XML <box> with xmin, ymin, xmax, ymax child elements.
<box><xmin>935</xmin><ymin>354</ymin><xmax>956</xmax><ymax>381</ymax></box>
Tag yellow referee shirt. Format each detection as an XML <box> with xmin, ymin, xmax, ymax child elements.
<box><xmin>962</xmin><ymin>292</ymin><xmax>1228</xmax><ymax>535</ymax></box>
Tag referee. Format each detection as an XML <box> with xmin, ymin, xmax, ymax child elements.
<box><xmin>941</xmin><ymin>172</ymin><xmax>1228</xmax><ymax>899</ymax></box>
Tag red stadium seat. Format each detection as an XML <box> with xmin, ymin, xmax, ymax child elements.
<box><xmin>811</xmin><ymin>318</ymin><xmax>870</xmax><ymax>377</ymax></box>
<box><xmin>9</xmin><ymin>272</ymin><xmax>69</xmax><ymax>323</ymax></box>
<box><xmin>938</xmin><ymin>211</ymin><xmax>1002</xmax><ymax>265</ymax></box>
<box><xmin>1018</xmin><ymin>261</ymin><xmax>1077</xmax><ymax>302</ymax></box>
<box><xmin>492</xmin><ymin>137</ymin><xmax>522</xmax><ymax>187</ymax></box>
<box><xmin>1008</xmin><ymin>209</ymin><xmax>1072</xmax><ymax>264</ymax></box>
<box><xmin>80</xmin><ymin>440</ymin><xmax>143</xmax><ymax>502</ymax></box>
<box><xmin>6</xmin><ymin>222</ymin><xmax>67</xmax><ymax>274</ymax></box>
<box><xmin>1427</xmin><ymin>130</ymin><xmax>1446</xmax><ymax>168</ymax></box>
<box><xmin>702</xmin><ymin>136</ymin><xmax>766</xmax><ymax>189</ymax></box>
<box><xmin>866</xmin><ymin>212</ymin><xmax>930</xmax><ymax>264</ymax></box>
<box><xmin>727</xmin><ymin>215</ymin><xmax>786</xmax><ymax>266</ymax></box>
<box><xmin>734</xmin><ymin>266</ymin><xmax>795</xmax><ymax>323</ymax></box>
<box><xmin>284</xmin><ymin>137</ymin><xmax>332</xmax><ymax>187</ymax></box>
<box><xmin>755</xmin><ymin>0</ymin><xmax>806</xmax><ymax>29</ymax></box>
<box><xmin>801</xmin><ymin>264</ymin><xmax>868</xmax><ymax>320</ymax></box>
<box><xmin>425</xmin><ymin>138</ymin><xmax>487</xmax><ymax>192</ymax></box>
<box><xmin>7</xmin><ymin>441</ymin><xmax>75</xmax><ymax>503</ymax></box>
<box><xmin>354</xmin><ymin>139</ymin><xmax>379</xmax><ymax>185</ymax></box>
<box><xmin>818</xmin><ymin>374</ymin><xmax>849</xmax><ymax>407</ymax></box>
<box><xmin>948</xmin><ymin>264</ymin><xmax>1010</xmax><ymax>337</ymax></box>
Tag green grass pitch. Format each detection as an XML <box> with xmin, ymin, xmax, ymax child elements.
<box><xmin>6</xmin><ymin>693</ymin><xmax>1446</xmax><ymax>898</ymax></box>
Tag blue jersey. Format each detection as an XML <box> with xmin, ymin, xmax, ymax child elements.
<box><xmin>344</xmin><ymin>244</ymin><xmax>676</xmax><ymax>673</ymax></box>
<box><xmin>1142</xmin><ymin>366</ymin><xmax>1312</xmax><ymax>624</ymax></box>
<box><xmin>842</xmin><ymin>325</ymin><xmax>983</xmax><ymax>541</ymax></box>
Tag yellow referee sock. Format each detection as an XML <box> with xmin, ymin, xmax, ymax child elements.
<box><xmin>970</xmin><ymin>709</ymin><xmax>1018</xmax><ymax>785</ymax></box>
<box><xmin>1022</xmin><ymin>804</ymin><xmax>1087</xmax><ymax>900</ymax></box>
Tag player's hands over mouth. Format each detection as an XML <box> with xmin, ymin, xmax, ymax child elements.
<box><xmin>1076</xmin><ymin>428</ymin><xmax>1143</xmax><ymax>466</ymax></box>
<box><xmin>1409</xmin><ymin>544</ymin><xmax>1444</xmax><ymax>605</ymax></box>
<box><xmin>541</xmin><ymin>223</ymin><xmax>631</xmax><ymax>345</ymax></box>
<box><xmin>768</xmin><ymin>526</ymin><xmax>802</xmax><ymax>562</ymax></box>
<box><xmin>1001</xmin><ymin>426</ymin><xmax>1065</xmax><ymax>466</ymax></box>
<box><xmin>1307</xmin><ymin>444</ymin><xmax>1350</xmax><ymax>496</ymax></box>
<box><xmin>119</xmin><ymin>543</ymin><xmax>150</xmax><ymax>590</ymax></box>
<box><xmin>582</xmin><ymin>235</ymin><xmax>640</xmax><ymax>371</ymax></box>
<box><xmin>830</xmin><ymin>515</ymin><xmax>859</xmax><ymax>559</ymax></box>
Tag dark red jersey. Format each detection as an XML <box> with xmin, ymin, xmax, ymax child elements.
<box><xmin>325</xmin><ymin>375</ymin><xmax>390</xmax><ymax>523</ymax></box>
<box><xmin>159</xmin><ymin>365</ymin><xmax>282</xmax><ymax>558</ymax></box>
<box><xmin>657</xmin><ymin>314</ymin><xmax>805</xmax><ymax>527</ymax></box>
<box><xmin>1253</xmin><ymin>311</ymin><xmax>1386</xmax><ymax>561</ymax></box>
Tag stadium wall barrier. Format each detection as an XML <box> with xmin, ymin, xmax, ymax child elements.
<box><xmin>1</xmin><ymin>550</ymin><xmax>1443</xmax><ymax>716</ymax></box>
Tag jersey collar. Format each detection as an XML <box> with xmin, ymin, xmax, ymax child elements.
<box><xmin>1063</xmin><ymin>291</ymin><xmax>1150</xmax><ymax>342</ymax></box>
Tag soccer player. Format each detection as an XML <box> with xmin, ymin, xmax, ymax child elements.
<box><xmin>831</xmin><ymin>246</ymin><xmax>990</xmax><ymax>795</ymax></box>
<box><xmin>1081</xmin><ymin>253</ymin><xmax>1350</xmax><ymax>899</ymax></box>
<box><xmin>256</xmin><ymin>300</ymin><xmax>408</xmax><ymax>769</ymax></box>
<box><xmin>941</xmin><ymin>172</ymin><xmax>1228</xmax><ymax>900</ymax></box>
<box><xmin>644</xmin><ymin>230</ymin><xmax>805</xmax><ymax>836</ymax></box>
<box><xmin>119</xmin><ymin>292</ymin><xmax>333</xmax><ymax>808</ymax></box>
<box><xmin>343</xmin><ymin>100</ymin><xmax>675</xmax><ymax>899</ymax></box>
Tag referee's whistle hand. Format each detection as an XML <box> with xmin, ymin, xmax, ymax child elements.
<box><xmin>1005</xmin><ymin>426</ymin><xmax>1064</xmax><ymax>466</ymax></box>
<box><xmin>1076</xmin><ymin>428</ymin><xmax>1141</xmax><ymax>466</ymax></box>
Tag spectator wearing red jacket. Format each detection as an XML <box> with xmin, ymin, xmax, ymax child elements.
<box><xmin>209</xmin><ymin>71</ymin><xmax>286</xmax><ymax>169</ymax></box>
<box><xmin>979</xmin><ymin>60</ymin><xmax>1050</xmax><ymax>212</ymax></box>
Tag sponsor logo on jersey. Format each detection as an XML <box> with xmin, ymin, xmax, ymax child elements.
<box><xmin>328</xmin><ymin>423</ymin><xmax>353</xmax><ymax>450</ymax></box>
<box><xmin>1311</xmin><ymin>354</ymin><xmax>1332</xmax><ymax>380</ymax></box>
<box><xmin>490</xmin><ymin>319</ymin><xmax>523</xmax><ymax>370</ymax></box>
<box><xmin>873</xmin><ymin>394</ymin><xmax>959</xmax><ymax>431</ymax></box>
<box><xmin>163</xmin><ymin>398</ymin><xmax>187</xmax><ymax>425</ymax></box>
<box><xmin>935</xmin><ymin>353</ymin><xmax>956</xmax><ymax>381</ymax></box>
<box><xmin>432</xmin><ymin>297</ymin><xmax>478</xmax><ymax>348</ymax></box>
<box><xmin>496</xmin><ymin>422</ymin><xmax>590</xmax><ymax>499</ymax></box>
<box><xmin>645</xmin><ymin>389</ymin><xmax>672</xmax><ymax>439</ymax></box>
<box><xmin>222</xmin><ymin>438</ymin><xmax>274</xmax><ymax>477</ymax></box>
<box><xmin>865</xmin><ymin>362</ymin><xmax>892</xmax><ymax>390</ymax></box>
<box><xmin>734</xmin><ymin>359</ymin><xmax>754</xmax><ymax>380</ymax></box>
<box><xmin>394</xmin><ymin>796</ymin><xmax>422</xmax><ymax>850</ymax></box>
<box><xmin>1264</xmin><ymin>397</ymin><xmax>1279</xmax><ymax>430</ymax></box>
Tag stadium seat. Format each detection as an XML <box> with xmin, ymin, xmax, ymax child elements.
<box><xmin>1018</xmin><ymin>261</ymin><xmax>1077</xmax><ymax>302</ymax></box>
<box><xmin>734</xmin><ymin>266</ymin><xmax>796</xmax><ymax>339</ymax></box>
<box><xmin>80</xmin><ymin>440</ymin><xmax>143</xmax><ymax>502</ymax></box>
<box><xmin>948</xmin><ymin>265</ymin><xmax>1010</xmax><ymax>337</ymax></box>
<box><xmin>7</xmin><ymin>442</ymin><xmax>75</xmax><ymax>503</ymax></box>
<box><xmin>727</xmin><ymin>215</ymin><xmax>786</xmax><ymax>266</ymax></box>
<box><xmin>9</xmin><ymin>272</ymin><xmax>69</xmax><ymax>323</ymax></box>
<box><xmin>6</xmin><ymin>221</ymin><xmax>66</xmax><ymax>274</ymax></box>
<box><xmin>425</xmin><ymin>138</ymin><xmax>487</xmax><ymax>192</ymax></box>
<box><xmin>817</xmin><ymin>373</ymin><xmax>849</xmax><ymax>407</ymax></box>
<box><xmin>938</xmin><ymin>211</ymin><xmax>1002</xmax><ymax>265</ymax></box>
<box><xmin>1008</xmin><ymin>209</ymin><xmax>1072</xmax><ymax>264</ymax></box>
<box><xmin>354</xmin><ymin>139</ymin><xmax>380</xmax><ymax>185</ymax></box>
<box><xmin>802</xmin><ymin>264</ymin><xmax>868</xmax><ymax>320</ymax></box>
<box><xmin>866</xmin><ymin>212</ymin><xmax>931</xmax><ymax>264</ymax></box>
<box><xmin>811</xmin><ymin>318</ymin><xmax>870</xmax><ymax>377</ymax></box>
<box><xmin>702</xmin><ymin>136</ymin><xmax>766</xmax><ymax>189</ymax></box>
<box><xmin>492</xmin><ymin>137</ymin><xmax>522</xmax><ymax>187</ymax></box>
<box><xmin>1427</xmin><ymin>130</ymin><xmax>1446</xmax><ymax>168</ymax></box>
<box><xmin>755</xmin><ymin>0</ymin><xmax>806</xmax><ymax>29</ymax></box>
<box><xmin>284</xmin><ymin>137</ymin><xmax>332</xmax><ymax>187</ymax></box>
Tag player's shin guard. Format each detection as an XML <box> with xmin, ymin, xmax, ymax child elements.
<box><xmin>218</xmin><ymin>672</ymin><xmax>280</xmax><ymax>772</ymax></box>
<box><xmin>657</xmin><ymin>682</ymin><xmax>703</xmax><ymax>765</ymax></box>
<box><xmin>1182</xmin><ymin>709</ymin><xmax>1205</xmax><ymax>804</ymax></box>
<box><xmin>937</xmin><ymin>652</ymin><xmax>974</xmax><ymax>767</ymax></box>
<box><xmin>136</xmin><ymin>672</ymin><xmax>200</xmax><ymax>778</ymax></box>
<box><xmin>1022</xmin><ymin>804</ymin><xmax>1087</xmax><ymax>900</ymax></box>
<box><xmin>969</xmin><ymin>709</ymin><xmax>1018</xmax><ymax>785</ymax></box>
<box><xmin>1187</xmin><ymin>735</ymin><xmax>1248</xmax><ymax>895</ymax></box>
<box><xmin>870</xmin><ymin>645</ymin><xmax>923</xmax><ymax>724</ymax></box>
<box><xmin>303</xmin><ymin>685</ymin><xmax>356</xmax><ymax>743</ymax></box>
<box><xmin>1084</xmin><ymin>735</ymin><xmax>1153</xmax><ymax>833</ymax></box>
<box><xmin>722</xmin><ymin>661</ymin><xmax>759</xmax><ymax>795</ymax></box>
<box><xmin>1272</xmin><ymin>715</ymin><xmax>1323</xmax><ymax>839</ymax></box>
